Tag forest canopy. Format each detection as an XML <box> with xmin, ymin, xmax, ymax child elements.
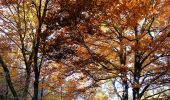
<box><xmin>0</xmin><ymin>0</ymin><xmax>170</xmax><ymax>100</ymax></box>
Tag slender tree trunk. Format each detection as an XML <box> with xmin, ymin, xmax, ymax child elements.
<box><xmin>22</xmin><ymin>72</ymin><xmax>31</xmax><ymax>100</ymax></box>
<box><xmin>133</xmin><ymin>52</ymin><xmax>141</xmax><ymax>100</ymax></box>
<box><xmin>21</xmin><ymin>50</ymin><xmax>32</xmax><ymax>100</ymax></box>
<box><xmin>133</xmin><ymin>86</ymin><xmax>140</xmax><ymax>100</ymax></box>
<box><xmin>122</xmin><ymin>80</ymin><xmax>128</xmax><ymax>100</ymax></box>
<box><xmin>32</xmin><ymin>27</ymin><xmax>41</xmax><ymax>100</ymax></box>
<box><xmin>32</xmin><ymin>72</ymin><xmax>39</xmax><ymax>100</ymax></box>
<box><xmin>133</xmin><ymin>74</ymin><xmax>140</xmax><ymax>100</ymax></box>
<box><xmin>119</xmin><ymin>45</ymin><xmax>128</xmax><ymax>100</ymax></box>
<box><xmin>32</xmin><ymin>1</ymin><xmax>49</xmax><ymax>99</ymax></box>
<box><xmin>32</xmin><ymin>45</ymin><xmax>40</xmax><ymax>100</ymax></box>
<box><xmin>0</xmin><ymin>55</ymin><xmax>19</xmax><ymax>100</ymax></box>
<box><xmin>32</xmin><ymin>32</ymin><xmax>41</xmax><ymax>100</ymax></box>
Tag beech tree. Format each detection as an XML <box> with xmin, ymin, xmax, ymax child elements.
<box><xmin>0</xmin><ymin>0</ymin><xmax>170</xmax><ymax>100</ymax></box>
<box><xmin>44</xmin><ymin>0</ymin><xmax>170</xmax><ymax>99</ymax></box>
<box><xmin>0</xmin><ymin>0</ymin><xmax>50</xmax><ymax>99</ymax></box>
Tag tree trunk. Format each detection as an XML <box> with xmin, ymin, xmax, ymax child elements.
<box><xmin>119</xmin><ymin>45</ymin><xmax>128</xmax><ymax>100</ymax></box>
<box><xmin>122</xmin><ymin>80</ymin><xmax>128</xmax><ymax>100</ymax></box>
<box><xmin>133</xmin><ymin>52</ymin><xmax>141</xmax><ymax>100</ymax></box>
<box><xmin>32</xmin><ymin>78</ymin><xmax>39</xmax><ymax>100</ymax></box>
<box><xmin>22</xmin><ymin>72</ymin><xmax>31</xmax><ymax>100</ymax></box>
<box><xmin>32</xmin><ymin>67</ymin><xmax>40</xmax><ymax>100</ymax></box>
<box><xmin>32</xmin><ymin>1</ymin><xmax>49</xmax><ymax>99</ymax></box>
<box><xmin>0</xmin><ymin>55</ymin><xmax>19</xmax><ymax>100</ymax></box>
<box><xmin>133</xmin><ymin>88</ymin><xmax>140</xmax><ymax>100</ymax></box>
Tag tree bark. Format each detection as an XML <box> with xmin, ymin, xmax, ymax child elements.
<box><xmin>32</xmin><ymin>71</ymin><xmax>40</xmax><ymax>100</ymax></box>
<box><xmin>133</xmin><ymin>52</ymin><xmax>142</xmax><ymax>100</ymax></box>
<box><xmin>133</xmin><ymin>88</ymin><xmax>140</xmax><ymax>100</ymax></box>
<box><xmin>32</xmin><ymin>0</ymin><xmax>49</xmax><ymax>99</ymax></box>
<box><xmin>0</xmin><ymin>55</ymin><xmax>18</xmax><ymax>100</ymax></box>
<box><xmin>22</xmin><ymin>72</ymin><xmax>31</xmax><ymax>100</ymax></box>
<box><xmin>120</xmin><ymin>45</ymin><xmax>128</xmax><ymax>100</ymax></box>
<box><xmin>122</xmin><ymin>80</ymin><xmax>128</xmax><ymax>100</ymax></box>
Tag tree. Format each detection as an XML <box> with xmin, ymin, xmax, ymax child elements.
<box><xmin>0</xmin><ymin>55</ymin><xmax>18</xmax><ymax>100</ymax></box>
<box><xmin>0</xmin><ymin>0</ymin><xmax>50</xmax><ymax>99</ymax></box>
<box><xmin>0</xmin><ymin>0</ymin><xmax>170</xmax><ymax>100</ymax></box>
<box><xmin>44</xmin><ymin>0</ymin><xmax>170</xmax><ymax>99</ymax></box>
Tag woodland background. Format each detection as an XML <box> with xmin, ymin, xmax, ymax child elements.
<box><xmin>0</xmin><ymin>0</ymin><xmax>170</xmax><ymax>100</ymax></box>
